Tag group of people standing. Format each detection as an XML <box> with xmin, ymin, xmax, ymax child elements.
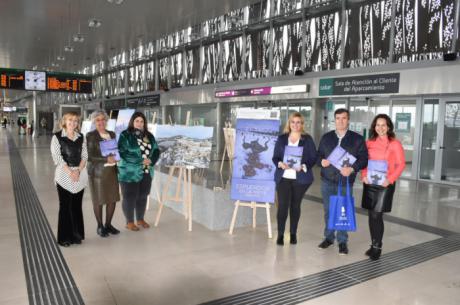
<box><xmin>50</xmin><ymin>110</ymin><xmax>159</xmax><ymax>247</ymax></box>
<box><xmin>50</xmin><ymin>107</ymin><xmax>405</xmax><ymax>261</ymax></box>
<box><xmin>273</xmin><ymin>109</ymin><xmax>405</xmax><ymax>261</ymax></box>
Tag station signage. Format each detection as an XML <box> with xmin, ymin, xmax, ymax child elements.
<box><xmin>104</xmin><ymin>99</ymin><xmax>125</xmax><ymax>110</ymax></box>
<box><xmin>319</xmin><ymin>73</ymin><xmax>400</xmax><ymax>96</ymax></box>
<box><xmin>0</xmin><ymin>68</ymin><xmax>92</xmax><ymax>93</ymax></box>
<box><xmin>126</xmin><ymin>94</ymin><xmax>160</xmax><ymax>108</ymax></box>
<box><xmin>47</xmin><ymin>72</ymin><xmax>92</xmax><ymax>94</ymax></box>
<box><xmin>215</xmin><ymin>84</ymin><xmax>309</xmax><ymax>98</ymax></box>
<box><xmin>0</xmin><ymin>69</ymin><xmax>25</xmax><ymax>90</ymax></box>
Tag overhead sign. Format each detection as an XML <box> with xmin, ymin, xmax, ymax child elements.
<box><xmin>47</xmin><ymin>72</ymin><xmax>92</xmax><ymax>94</ymax></box>
<box><xmin>319</xmin><ymin>73</ymin><xmax>400</xmax><ymax>96</ymax></box>
<box><xmin>215</xmin><ymin>84</ymin><xmax>309</xmax><ymax>98</ymax></box>
<box><xmin>104</xmin><ymin>99</ymin><xmax>125</xmax><ymax>110</ymax></box>
<box><xmin>0</xmin><ymin>68</ymin><xmax>92</xmax><ymax>93</ymax></box>
<box><xmin>0</xmin><ymin>68</ymin><xmax>25</xmax><ymax>90</ymax></box>
<box><xmin>127</xmin><ymin>94</ymin><xmax>160</xmax><ymax>108</ymax></box>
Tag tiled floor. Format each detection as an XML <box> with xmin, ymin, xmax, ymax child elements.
<box><xmin>1</xmin><ymin>128</ymin><xmax>460</xmax><ymax>305</ymax></box>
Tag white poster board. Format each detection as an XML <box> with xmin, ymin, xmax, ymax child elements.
<box><xmin>115</xmin><ymin>109</ymin><xmax>135</xmax><ymax>140</ymax></box>
<box><xmin>236</xmin><ymin>108</ymin><xmax>280</xmax><ymax>120</ymax></box>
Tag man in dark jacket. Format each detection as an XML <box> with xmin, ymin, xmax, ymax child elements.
<box><xmin>317</xmin><ymin>108</ymin><xmax>368</xmax><ymax>255</ymax></box>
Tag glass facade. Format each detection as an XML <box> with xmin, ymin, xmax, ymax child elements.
<box><xmin>83</xmin><ymin>0</ymin><xmax>458</xmax><ymax>98</ymax></box>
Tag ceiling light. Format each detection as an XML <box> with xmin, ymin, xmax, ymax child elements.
<box><xmin>73</xmin><ymin>34</ymin><xmax>84</xmax><ymax>43</ymax></box>
<box><xmin>88</xmin><ymin>18</ymin><xmax>102</xmax><ymax>28</ymax></box>
<box><xmin>57</xmin><ymin>55</ymin><xmax>65</xmax><ymax>61</ymax></box>
<box><xmin>51</xmin><ymin>62</ymin><xmax>59</xmax><ymax>67</ymax></box>
<box><xmin>64</xmin><ymin>45</ymin><xmax>74</xmax><ymax>52</ymax></box>
<box><xmin>107</xmin><ymin>0</ymin><xmax>124</xmax><ymax>3</ymax></box>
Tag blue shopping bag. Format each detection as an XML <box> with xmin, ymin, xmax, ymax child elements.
<box><xmin>327</xmin><ymin>177</ymin><xmax>357</xmax><ymax>232</ymax></box>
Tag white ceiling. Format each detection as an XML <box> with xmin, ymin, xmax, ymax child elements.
<box><xmin>0</xmin><ymin>0</ymin><xmax>258</xmax><ymax>74</ymax></box>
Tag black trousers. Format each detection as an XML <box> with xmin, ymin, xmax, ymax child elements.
<box><xmin>276</xmin><ymin>178</ymin><xmax>311</xmax><ymax>235</ymax></box>
<box><xmin>120</xmin><ymin>174</ymin><xmax>152</xmax><ymax>223</ymax></box>
<box><xmin>56</xmin><ymin>184</ymin><xmax>85</xmax><ymax>244</ymax></box>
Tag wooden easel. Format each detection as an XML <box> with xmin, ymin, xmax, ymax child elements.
<box><xmin>146</xmin><ymin>111</ymin><xmax>162</xmax><ymax>211</ymax></box>
<box><xmin>154</xmin><ymin>112</ymin><xmax>194</xmax><ymax>231</ymax></box>
<box><xmin>229</xmin><ymin>200</ymin><xmax>272</xmax><ymax>238</ymax></box>
<box><xmin>220</xmin><ymin>122</ymin><xmax>235</xmax><ymax>174</ymax></box>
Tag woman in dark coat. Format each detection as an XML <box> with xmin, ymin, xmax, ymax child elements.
<box><xmin>87</xmin><ymin>110</ymin><xmax>121</xmax><ymax>237</ymax></box>
<box><xmin>272</xmin><ymin>112</ymin><xmax>317</xmax><ymax>246</ymax></box>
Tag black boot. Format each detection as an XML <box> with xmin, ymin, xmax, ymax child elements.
<box><xmin>369</xmin><ymin>243</ymin><xmax>382</xmax><ymax>261</ymax></box>
<box><xmin>105</xmin><ymin>224</ymin><xmax>120</xmax><ymax>235</ymax></box>
<box><xmin>365</xmin><ymin>246</ymin><xmax>373</xmax><ymax>256</ymax></box>
<box><xmin>97</xmin><ymin>225</ymin><xmax>109</xmax><ymax>237</ymax></box>
<box><xmin>276</xmin><ymin>235</ymin><xmax>284</xmax><ymax>246</ymax></box>
<box><xmin>290</xmin><ymin>234</ymin><xmax>297</xmax><ymax>245</ymax></box>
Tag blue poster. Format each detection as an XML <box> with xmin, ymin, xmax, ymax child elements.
<box><xmin>230</xmin><ymin>119</ymin><xmax>279</xmax><ymax>204</ymax></box>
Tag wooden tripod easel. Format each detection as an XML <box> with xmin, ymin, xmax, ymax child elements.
<box><xmin>154</xmin><ymin>166</ymin><xmax>193</xmax><ymax>231</ymax></box>
<box><xmin>220</xmin><ymin>123</ymin><xmax>235</xmax><ymax>174</ymax></box>
<box><xmin>229</xmin><ymin>200</ymin><xmax>272</xmax><ymax>238</ymax></box>
<box><xmin>154</xmin><ymin>111</ymin><xmax>194</xmax><ymax>231</ymax></box>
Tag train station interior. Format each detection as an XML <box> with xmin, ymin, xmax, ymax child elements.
<box><xmin>1</xmin><ymin>1</ymin><xmax>460</xmax><ymax>304</ymax></box>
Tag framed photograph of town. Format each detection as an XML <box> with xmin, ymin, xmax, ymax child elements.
<box><xmin>151</xmin><ymin>125</ymin><xmax>214</xmax><ymax>168</ymax></box>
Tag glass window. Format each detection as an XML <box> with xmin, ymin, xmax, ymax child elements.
<box><xmin>305</xmin><ymin>12</ymin><xmax>342</xmax><ymax>72</ymax></box>
<box><xmin>394</xmin><ymin>0</ymin><xmax>455</xmax><ymax>63</ymax></box>
<box><xmin>146</xmin><ymin>61</ymin><xmax>155</xmax><ymax>91</ymax></box>
<box><xmin>185</xmin><ymin>48</ymin><xmax>200</xmax><ymax>86</ymax></box>
<box><xmin>246</xmin><ymin>29</ymin><xmax>270</xmax><ymax>79</ymax></box>
<box><xmin>222</xmin><ymin>37</ymin><xmax>243</xmax><ymax>82</ymax></box>
<box><xmin>420</xmin><ymin>100</ymin><xmax>439</xmax><ymax>180</ymax></box>
<box><xmin>202</xmin><ymin>42</ymin><xmax>220</xmax><ymax>84</ymax></box>
<box><xmin>392</xmin><ymin>100</ymin><xmax>417</xmax><ymax>178</ymax></box>
<box><xmin>441</xmin><ymin>102</ymin><xmax>460</xmax><ymax>183</ymax></box>
<box><xmin>171</xmin><ymin>52</ymin><xmax>184</xmax><ymax>88</ymax></box>
<box><xmin>273</xmin><ymin>0</ymin><xmax>302</xmax><ymax>16</ymax></box>
<box><xmin>159</xmin><ymin>57</ymin><xmax>169</xmax><ymax>90</ymax></box>
<box><xmin>272</xmin><ymin>22</ymin><xmax>302</xmax><ymax>76</ymax></box>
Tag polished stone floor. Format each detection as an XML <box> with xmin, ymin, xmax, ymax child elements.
<box><xmin>1</xmin><ymin>128</ymin><xmax>459</xmax><ymax>305</ymax></box>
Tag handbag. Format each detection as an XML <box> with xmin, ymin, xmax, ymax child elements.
<box><xmin>361</xmin><ymin>183</ymin><xmax>396</xmax><ymax>213</ymax></box>
<box><xmin>327</xmin><ymin>177</ymin><xmax>357</xmax><ymax>232</ymax></box>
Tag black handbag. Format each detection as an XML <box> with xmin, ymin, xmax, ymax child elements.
<box><xmin>361</xmin><ymin>183</ymin><xmax>396</xmax><ymax>213</ymax></box>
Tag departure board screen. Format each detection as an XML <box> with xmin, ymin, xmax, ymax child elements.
<box><xmin>0</xmin><ymin>68</ymin><xmax>25</xmax><ymax>90</ymax></box>
<box><xmin>47</xmin><ymin>73</ymin><xmax>92</xmax><ymax>93</ymax></box>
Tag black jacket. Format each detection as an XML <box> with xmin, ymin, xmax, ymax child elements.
<box><xmin>317</xmin><ymin>130</ymin><xmax>368</xmax><ymax>184</ymax></box>
<box><xmin>272</xmin><ymin>133</ymin><xmax>317</xmax><ymax>185</ymax></box>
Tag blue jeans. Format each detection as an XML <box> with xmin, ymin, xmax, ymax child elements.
<box><xmin>321</xmin><ymin>179</ymin><xmax>353</xmax><ymax>244</ymax></box>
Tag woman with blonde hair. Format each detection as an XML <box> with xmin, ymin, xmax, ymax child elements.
<box><xmin>50</xmin><ymin>112</ymin><xmax>88</xmax><ymax>247</ymax></box>
<box><xmin>272</xmin><ymin>112</ymin><xmax>317</xmax><ymax>245</ymax></box>
<box><xmin>86</xmin><ymin>110</ymin><xmax>120</xmax><ymax>237</ymax></box>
